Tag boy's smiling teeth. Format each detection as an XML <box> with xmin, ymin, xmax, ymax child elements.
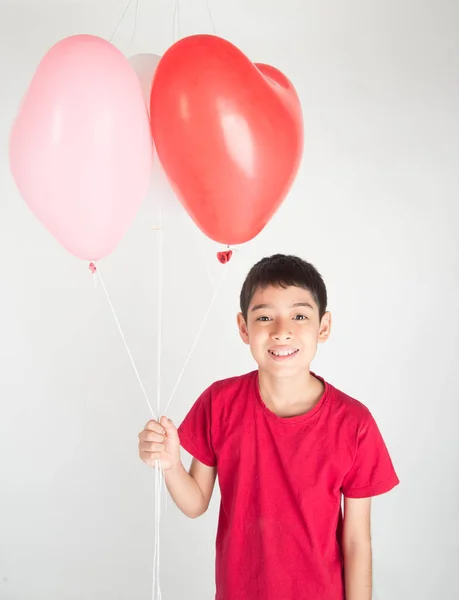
<box><xmin>269</xmin><ymin>348</ymin><xmax>299</xmax><ymax>356</ymax></box>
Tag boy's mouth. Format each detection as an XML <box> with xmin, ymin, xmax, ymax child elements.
<box><xmin>268</xmin><ymin>347</ymin><xmax>299</xmax><ymax>359</ymax></box>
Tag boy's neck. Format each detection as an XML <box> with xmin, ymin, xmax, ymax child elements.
<box><xmin>257</xmin><ymin>368</ymin><xmax>324</xmax><ymax>418</ymax></box>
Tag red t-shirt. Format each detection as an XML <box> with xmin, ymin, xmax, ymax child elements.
<box><xmin>178</xmin><ymin>371</ymin><xmax>399</xmax><ymax>600</ymax></box>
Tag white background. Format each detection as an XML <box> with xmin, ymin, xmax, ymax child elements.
<box><xmin>0</xmin><ymin>0</ymin><xmax>458</xmax><ymax>598</ymax></box>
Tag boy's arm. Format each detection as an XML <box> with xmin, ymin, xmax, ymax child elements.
<box><xmin>165</xmin><ymin>458</ymin><xmax>216</xmax><ymax>519</ymax></box>
<box><xmin>342</xmin><ymin>497</ymin><xmax>373</xmax><ymax>600</ymax></box>
<box><xmin>139</xmin><ymin>418</ymin><xmax>216</xmax><ymax>519</ymax></box>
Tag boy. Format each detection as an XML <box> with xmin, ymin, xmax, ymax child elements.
<box><xmin>138</xmin><ymin>254</ymin><xmax>399</xmax><ymax>600</ymax></box>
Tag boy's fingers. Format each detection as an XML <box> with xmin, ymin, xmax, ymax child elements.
<box><xmin>145</xmin><ymin>420</ymin><xmax>166</xmax><ymax>435</ymax></box>
<box><xmin>140</xmin><ymin>451</ymin><xmax>162</xmax><ymax>465</ymax></box>
<box><xmin>139</xmin><ymin>431</ymin><xmax>164</xmax><ymax>443</ymax></box>
<box><xmin>139</xmin><ymin>442</ymin><xmax>165</xmax><ymax>453</ymax></box>
<box><xmin>160</xmin><ymin>416</ymin><xmax>177</xmax><ymax>432</ymax></box>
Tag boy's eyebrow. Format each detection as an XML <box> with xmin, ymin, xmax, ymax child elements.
<box><xmin>251</xmin><ymin>303</ymin><xmax>272</xmax><ymax>312</ymax></box>
<box><xmin>293</xmin><ymin>302</ymin><xmax>315</xmax><ymax>310</ymax></box>
<box><xmin>251</xmin><ymin>302</ymin><xmax>315</xmax><ymax>312</ymax></box>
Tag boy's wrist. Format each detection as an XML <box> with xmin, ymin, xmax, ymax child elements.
<box><xmin>165</xmin><ymin>458</ymin><xmax>185</xmax><ymax>478</ymax></box>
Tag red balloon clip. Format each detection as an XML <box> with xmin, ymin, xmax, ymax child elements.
<box><xmin>217</xmin><ymin>250</ymin><xmax>233</xmax><ymax>264</ymax></box>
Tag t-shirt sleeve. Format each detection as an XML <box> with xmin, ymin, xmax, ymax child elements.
<box><xmin>342</xmin><ymin>411</ymin><xmax>399</xmax><ymax>498</ymax></box>
<box><xmin>177</xmin><ymin>386</ymin><xmax>216</xmax><ymax>467</ymax></box>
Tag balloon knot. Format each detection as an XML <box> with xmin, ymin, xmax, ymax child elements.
<box><xmin>89</xmin><ymin>262</ymin><xmax>97</xmax><ymax>274</ymax></box>
<box><xmin>217</xmin><ymin>250</ymin><xmax>232</xmax><ymax>264</ymax></box>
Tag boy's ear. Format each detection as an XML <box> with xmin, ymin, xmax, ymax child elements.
<box><xmin>237</xmin><ymin>313</ymin><xmax>250</xmax><ymax>345</ymax></box>
<box><xmin>318</xmin><ymin>312</ymin><xmax>332</xmax><ymax>343</ymax></box>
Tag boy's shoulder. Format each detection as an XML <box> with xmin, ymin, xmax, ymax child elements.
<box><xmin>326</xmin><ymin>378</ymin><xmax>375</xmax><ymax>426</ymax></box>
<box><xmin>195</xmin><ymin>371</ymin><xmax>256</xmax><ymax>420</ymax></box>
<box><xmin>207</xmin><ymin>370</ymin><xmax>257</xmax><ymax>396</ymax></box>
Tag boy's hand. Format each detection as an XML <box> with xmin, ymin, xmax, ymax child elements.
<box><xmin>138</xmin><ymin>416</ymin><xmax>181</xmax><ymax>471</ymax></box>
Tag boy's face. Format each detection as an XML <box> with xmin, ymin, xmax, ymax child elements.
<box><xmin>237</xmin><ymin>285</ymin><xmax>331</xmax><ymax>377</ymax></box>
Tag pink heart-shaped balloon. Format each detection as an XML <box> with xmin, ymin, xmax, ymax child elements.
<box><xmin>10</xmin><ymin>35</ymin><xmax>152</xmax><ymax>261</ymax></box>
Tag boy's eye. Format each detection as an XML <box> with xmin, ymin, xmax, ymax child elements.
<box><xmin>256</xmin><ymin>316</ymin><xmax>271</xmax><ymax>322</ymax></box>
<box><xmin>294</xmin><ymin>314</ymin><xmax>308</xmax><ymax>320</ymax></box>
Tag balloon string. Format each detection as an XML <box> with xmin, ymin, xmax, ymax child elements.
<box><xmin>109</xmin><ymin>0</ymin><xmax>135</xmax><ymax>43</ymax></box>
<box><xmin>162</xmin><ymin>262</ymin><xmax>230</xmax><ymax>416</ymax></box>
<box><xmin>130</xmin><ymin>0</ymin><xmax>141</xmax><ymax>43</ymax></box>
<box><xmin>95</xmin><ymin>267</ymin><xmax>156</xmax><ymax>420</ymax></box>
<box><xmin>172</xmin><ymin>0</ymin><xmax>180</xmax><ymax>43</ymax></box>
<box><xmin>150</xmin><ymin>241</ymin><xmax>230</xmax><ymax>597</ymax></box>
<box><xmin>204</xmin><ymin>0</ymin><xmax>217</xmax><ymax>35</ymax></box>
<box><xmin>156</xmin><ymin>204</ymin><xmax>163</xmax><ymax>420</ymax></box>
<box><xmin>94</xmin><ymin>265</ymin><xmax>164</xmax><ymax>600</ymax></box>
<box><xmin>151</xmin><ymin>203</ymin><xmax>164</xmax><ymax>600</ymax></box>
<box><xmin>152</xmin><ymin>461</ymin><xmax>163</xmax><ymax>600</ymax></box>
<box><xmin>95</xmin><ymin>226</ymin><xmax>230</xmax><ymax>599</ymax></box>
<box><xmin>195</xmin><ymin>230</ymin><xmax>216</xmax><ymax>291</ymax></box>
<box><xmin>133</xmin><ymin>200</ymin><xmax>165</xmax><ymax>600</ymax></box>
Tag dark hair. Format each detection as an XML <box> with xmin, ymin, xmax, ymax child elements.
<box><xmin>240</xmin><ymin>254</ymin><xmax>328</xmax><ymax>321</ymax></box>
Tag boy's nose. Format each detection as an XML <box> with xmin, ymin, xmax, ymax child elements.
<box><xmin>272</xmin><ymin>332</ymin><xmax>292</xmax><ymax>341</ymax></box>
<box><xmin>271</xmin><ymin>321</ymin><xmax>292</xmax><ymax>341</ymax></box>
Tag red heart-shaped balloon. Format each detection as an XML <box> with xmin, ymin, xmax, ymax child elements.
<box><xmin>150</xmin><ymin>35</ymin><xmax>303</xmax><ymax>245</ymax></box>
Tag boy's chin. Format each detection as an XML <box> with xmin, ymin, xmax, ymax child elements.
<box><xmin>256</xmin><ymin>356</ymin><xmax>311</xmax><ymax>377</ymax></box>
